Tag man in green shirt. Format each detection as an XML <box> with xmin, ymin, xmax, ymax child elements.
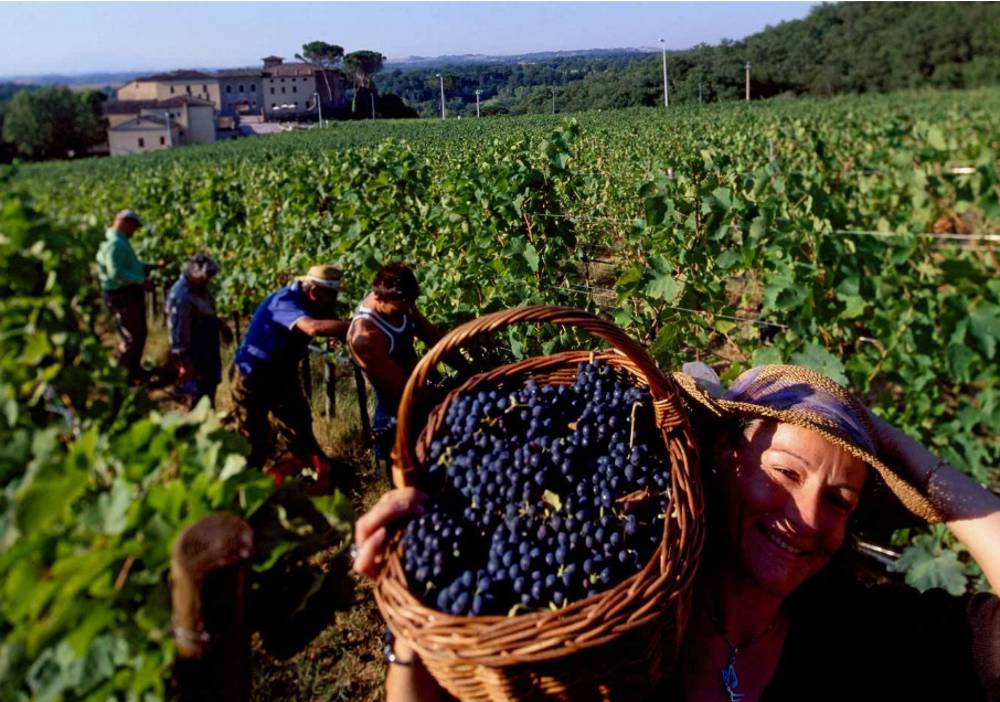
<box><xmin>96</xmin><ymin>209</ymin><xmax>158</xmax><ymax>384</ymax></box>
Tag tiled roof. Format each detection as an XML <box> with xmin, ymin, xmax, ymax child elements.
<box><xmin>109</xmin><ymin>115</ymin><xmax>171</xmax><ymax>131</ymax></box>
<box><xmin>104</xmin><ymin>100</ymin><xmax>158</xmax><ymax>115</ymax></box>
<box><xmin>104</xmin><ymin>96</ymin><xmax>214</xmax><ymax>115</ymax></box>
<box><xmin>133</xmin><ymin>70</ymin><xmax>216</xmax><ymax>82</ymax></box>
<box><xmin>158</xmin><ymin>96</ymin><xmax>214</xmax><ymax>107</ymax></box>
<box><xmin>215</xmin><ymin>68</ymin><xmax>262</xmax><ymax>78</ymax></box>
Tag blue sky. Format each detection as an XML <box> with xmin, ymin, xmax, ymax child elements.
<box><xmin>1</xmin><ymin>2</ymin><xmax>818</xmax><ymax>77</ymax></box>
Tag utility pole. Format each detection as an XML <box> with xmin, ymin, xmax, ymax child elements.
<box><xmin>436</xmin><ymin>73</ymin><xmax>446</xmax><ymax>120</ymax></box>
<box><xmin>659</xmin><ymin>38</ymin><xmax>669</xmax><ymax>108</ymax></box>
<box><xmin>312</xmin><ymin>91</ymin><xmax>323</xmax><ymax>127</ymax></box>
<box><xmin>745</xmin><ymin>62</ymin><xmax>751</xmax><ymax>102</ymax></box>
<box><xmin>474</xmin><ymin>89</ymin><xmax>481</xmax><ymax>117</ymax></box>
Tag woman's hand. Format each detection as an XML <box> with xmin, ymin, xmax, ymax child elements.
<box><xmin>866</xmin><ymin>411</ymin><xmax>940</xmax><ymax>488</ymax></box>
<box><xmin>868</xmin><ymin>409</ymin><xmax>1000</xmax><ymax>592</ymax></box>
<box><xmin>353</xmin><ymin>487</ymin><xmax>429</xmax><ymax>577</ymax></box>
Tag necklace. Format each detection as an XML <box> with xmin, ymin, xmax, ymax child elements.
<box><xmin>709</xmin><ymin>609</ymin><xmax>781</xmax><ymax>702</ymax></box>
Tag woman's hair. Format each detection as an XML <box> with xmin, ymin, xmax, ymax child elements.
<box><xmin>183</xmin><ymin>253</ymin><xmax>219</xmax><ymax>281</ymax></box>
<box><xmin>373</xmin><ymin>263</ymin><xmax>418</xmax><ymax>303</ymax></box>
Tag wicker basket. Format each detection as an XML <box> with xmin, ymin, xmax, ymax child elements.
<box><xmin>375</xmin><ymin>306</ymin><xmax>704</xmax><ymax>701</ymax></box>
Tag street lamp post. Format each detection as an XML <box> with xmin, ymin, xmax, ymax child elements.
<box><xmin>659</xmin><ymin>38</ymin><xmax>669</xmax><ymax>108</ymax></box>
<box><xmin>436</xmin><ymin>73</ymin><xmax>446</xmax><ymax>120</ymax></box>
<box><xmin>474</xmin><ymin>89</ymin><xmax>481</xmax><ymax>118</ymax></box>
<box><xmin>312</xmin><ymin>91</ymin><xmax>323</xmax><ymax>127</ymax></box>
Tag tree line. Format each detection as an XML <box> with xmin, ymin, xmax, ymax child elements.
<box><xmin>1</xmin><ymin>85</ymin><xmax>106</xmax><ymax>162</ymax></box>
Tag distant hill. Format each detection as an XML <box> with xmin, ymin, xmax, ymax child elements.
<box><xmin>383</xmin><ymin>2</ymin><xmax>1000</xmax><ymax>117</ymax></box>
<box><xmin>0</xmin><ymin>71</ymin><xmax>143</xmax><ymax>87</ymax></box>
<box><xmin>384</xmin><ymin>47</ymin><xmax>654</xmax><ymax>69</ymax></box>
<box><xmin>379</xmin><ymin>50</ymin><xmax>656</xmax><ymax>118</ymax></box>
<box><xmin>0</xmin><ymin>69</ymin><xmax>219</xmax><ymax>88</ymax></box>
<box><xmin>1</xmin><ymin>82</ymin><xmax>39</xmax><ymax>103</ymax></box>
<box><xmin>0</xmin><ymin>50</ymin><xmax>653</xmax><ymax>87</ymax></box>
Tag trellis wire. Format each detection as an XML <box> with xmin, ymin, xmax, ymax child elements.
<box><xmin>553</xmin><ymin>282</ymin><xmax>790</xmax><ymax>332</ymax></box>
<box><xmin>525</xmin><ymin>210</ymin><xmax>1000</xmax><ymax>244</ymax></box>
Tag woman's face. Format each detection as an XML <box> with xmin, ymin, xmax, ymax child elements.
<box><xmin>718</xmin><ymin>421</ymin><xmax>867</xmax><ymax>598</ymax></box>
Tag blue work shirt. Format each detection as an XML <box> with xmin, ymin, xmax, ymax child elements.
<box><xmin>234</xmin><ymin>282</ymin><xmax>311</xmax><ymax>379</ymax></box>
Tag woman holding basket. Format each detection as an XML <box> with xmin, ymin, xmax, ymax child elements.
<box><xmin>354</xmin><ymin>363</ymin><xmax>1000</xmax><ymax>702</ymax></box>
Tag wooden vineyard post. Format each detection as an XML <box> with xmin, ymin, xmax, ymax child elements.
<box><xmin>301</xmin><ymin>355</ymin><xmax>313</xmax><ymax>400</ymax></box>
<box><xmin>171</xmin><ymin>513</ymin><xmax>254</xmax><ymax>702</ymax></box>
<box><xmin>324</xmin><ymin>357</ymin><xmax>336</xmax><ymax>419</ymax></box>
<box><xmin>352</xmin><ymin>360</ymin><xmax>372</xmax><ymax>448</ymax></box>
<box><xmin>147</xmin><ymin>285</ymin><xmax>156</xmax><ymax>321</ymax></box>
<box><xmin>163</xmin><ymin>280</ymin><xmax>170</xmax><ymax>322</ymax></box>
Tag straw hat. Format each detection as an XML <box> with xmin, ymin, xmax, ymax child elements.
<box><xmin>296</xmin><ymin>264</ymin><xmax>342</xmax><ymax>290</ymax></box>
<box><xmin>673</xmin><ymin>363</ymin><xmax>944</xmax><ymax>523</ymax></box>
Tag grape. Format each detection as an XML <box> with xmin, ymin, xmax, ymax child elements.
<box><xmin>403</xmin><ymin>361</ymin><xmax>672</xmax><ymax>616</ymax></box>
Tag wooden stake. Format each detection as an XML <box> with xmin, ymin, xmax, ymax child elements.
<box><xmin>352</xmin><ymin>360</ymin><xmax>372</xmax><ymax>448</ymax></box>
<box><xmin>171</xmin><ymin>512</ymin><xmax>253</xmax><ymax>702</ymax></box>
<box><xmin>324</xmin><ymin>357</ymin><xmax>337</xmax><ymax>419</ymax></box>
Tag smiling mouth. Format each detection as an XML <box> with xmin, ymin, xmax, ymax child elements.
<box><xmin>756</xmin><ymin>524</ymin><xmax>809</xmax><ymax>557</ymax></box>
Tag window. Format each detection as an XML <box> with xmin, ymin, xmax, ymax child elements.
<box><xmin>280</xmin><ymin>78</ymin><xmax>285</xmax><ymax>83</ymax></box>
<box><xmin>292</xmin><ymin>86</ymin><xmax>297</xmax><ymax>93</ymax></box>
<box><xmin>159</xmin><ymin>136</ymin><xmax>166</xmax><ymax>145</ymax></box>
<box><xmin>203</xmin><ymin>84</ymin><xmax>208</xmax><ymax>92</ymax></box>
<box><xmin>281</xmin><ymin>86</ymin><xmax>285</xmax><ymax>94</ymax></box>
<box><xmin>226</xmin><ymin>85</ymin><xmax>232</xmax><ymax>93</ymax></box>
<box><xmin>270</xmin><ymin>87</ymin><xmax>275</xmax><ymax>95</ymax></box>
<box><xmin>251</xmin><ymin>84</ymin><xmax>256</xmax><ymax>92</ymax></box>
<box><xmin>138</xmin><ymin>137</ymin><xmax>145</xmax><ymax>148</ymax></box>
<box><xmin>238</xmin><ymin>84</ymin><xmax>244</xmax><ymax>93</ymax></box>
<box><xmin>170</xmin><ymin>86</ymin><xmax>175</xmax><ymax>94</ymax></box>
<box><xmin>186</xmin><ymin>85</ymin><xmax>192</xmax><ymax>94</ymax></box>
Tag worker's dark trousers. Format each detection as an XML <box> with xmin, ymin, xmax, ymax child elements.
<box><xmin>228</xmin><ymin>365</ymin><xmax>321</xmax><ymax>468</ymax></box>
<box><xmin>103</xmin><ymin>284</ymin><xmax>147</xmax><ymax>384</ymax></box>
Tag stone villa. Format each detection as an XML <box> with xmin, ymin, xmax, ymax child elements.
<box><xmin>104</xmin><ymin>56</ymin><xmax>349</xmax><ymax>156</ymax></box>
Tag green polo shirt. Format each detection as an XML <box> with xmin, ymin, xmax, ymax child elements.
<box><xmin>96</xmin><ymin>228</ymin><xmax>148</xmax><ymax>291</ymax></box>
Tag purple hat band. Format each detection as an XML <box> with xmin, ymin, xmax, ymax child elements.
<box><xmin>725</xmin><ymin>366</ymin><xmax>877</xmax><ymax>455</ymax></box>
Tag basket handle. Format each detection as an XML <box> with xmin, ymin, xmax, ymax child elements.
<box><xmin>393</xmin><ymin>305</ymin><xmax>676</xmax><ymax>487</ymax></box>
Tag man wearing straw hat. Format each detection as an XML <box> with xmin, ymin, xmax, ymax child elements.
<box><xmin>95</xmin><ymin>209</ymin><xmax>163</xmax><ymax>385</ymax></box>
<box><xmin>230</xmin><ymin>264</ymin><xmax>349</xmax><ymax>485</ymax></box>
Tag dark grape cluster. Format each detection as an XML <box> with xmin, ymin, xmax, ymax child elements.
<box><xmin>400</xmin><ymin>361</ymin><xmax>672</xmax><ymax>617</ymax></box>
